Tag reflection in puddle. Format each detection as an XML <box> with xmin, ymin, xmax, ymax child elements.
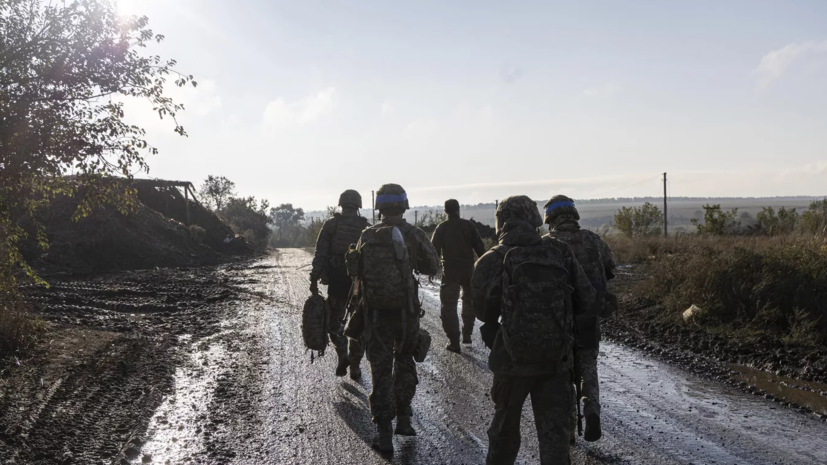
<box><xmin>142</xmin><ymin>343</ymin><xmax>229</xmax><ymax>464</ymax></box>
<box><xmin>731</xmin><ymin>364</ymin><xmax>827</xmax><ymax>415</ymax></box>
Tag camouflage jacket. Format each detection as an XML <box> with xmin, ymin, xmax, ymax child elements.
<box><xmin>544</xmin><ymin>221</ymin><xmax>616</xmax><ymax>317</ymax></box>
<box><xmin>310</xmin><ymin>212</ymin><xmax>369</xmax><ymax>285</ymax></box>
<box><xmin>431</xmin><ymin>214</ymin><xmax>486</xmax><ymax>272</ymax></box>
<box><xmin>471</xmin><ymin>220</ymin><xmax>596</xmax><ymax>376</ymax></box>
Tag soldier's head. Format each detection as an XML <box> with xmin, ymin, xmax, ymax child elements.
<box><xmin>495</xmin><ymin>195</ymin><xmax>543</xmax><ymax>232</ymax></box>
<box><xmin>375</xmin><ymin>183</ymin><xmax>409</xmax><ymax>218</ymax></box>
<box><xmin>543</xmin><ymin>194</ymin><xmax>580</xmax><ymax>229</ymax></box>
<box><xmin>338</xmin><ymin>189</ymin><xmax>362</xmax><ymax>213</ymax></box>
<box><xmin>444</xmin><ymin>199</ymin><xmax>460</xmax><ymax>216</ymax></box>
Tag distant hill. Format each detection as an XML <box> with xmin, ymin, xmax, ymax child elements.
<box><xmin>306</xmin><ymin>196</ymin><xmax>826</xmax><ymax>232</ymax></box>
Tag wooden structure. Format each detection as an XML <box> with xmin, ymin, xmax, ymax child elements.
<box><xmin>131</xmin><ymin>179</ymin><xmax>201</xmax><ymax>226</ymax></box>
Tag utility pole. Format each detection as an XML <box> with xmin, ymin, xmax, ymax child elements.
<box><xmin>414</xmin><ymin>210</ymin><xmax>418</xmax><ymax>225</ymax></box>
<box><xmin>371</xmin><ymin>190</ymin><xmax>375</xmax><ymax>225</ymax></box>
<box><xmin>663</xmin><ymin>172</ymin><xmax>668</xmax><ymax>238</ymax></box>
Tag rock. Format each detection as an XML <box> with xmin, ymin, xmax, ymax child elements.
<box><xmin>682</xmin><ymin>305</ymin><xmax>705</xmax><ymax>322</ymax></box>
<box><xmin>142</xmin><ymin>454</ymin><xmax>153</xmax><ymax>463</ymax></box>
<box><xmin>125</xmin><ymin>447</ymin><xmax>141</xmax><ymax>460</ymax></box>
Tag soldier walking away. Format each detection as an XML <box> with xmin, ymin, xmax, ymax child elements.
<box><xmin>471</xmin><ymin>195</ymin><xmax>596</xmax><ymax>465</ymax></box>
<box><xmin>431</xmin><ymin>199</ymin><xmax>485</xmax><ymax>353</ymax></box>
<box><xmin>351</xmin><ymin>183</ymin><xmax>439</xmax><ymax>454</ymax></box>
<box><xmin>310</xmin><ymin>190</ymin><xmax>369</xmax><ymax>380</ymax></box>
<box><xmin>543</xmin><ymin>195</ymin><xmax>617</xmax><ymax>443</ymax></box>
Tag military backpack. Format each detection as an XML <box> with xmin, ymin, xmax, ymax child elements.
<box><xmin>359</xmin><ymin>224</ymin><xmax>413</xmax><ymax>310</ymax></box>
<box><xmin>302</xmin><ymin>294</ymin><xmax>329</xmax><ymax>354</ymax></box>
<box><xmin>497</xmin><ymin>244</ymin><xmax>575</xmax><ymax>366</ymax></box>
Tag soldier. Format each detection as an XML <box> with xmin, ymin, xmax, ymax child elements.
<box><xmin>310</xmin><ymin>190</ymin><xmax>369</xmax><ymax>380</ymax></box>
<box><xmin>351</xmin><ymin>183</ymin><xmax>439</xmax><ymax>454</ymax></box>
<box><xmin>431</xmin><ymin>199</ymin><xmax>486</xmax><ymax>353</ymax></box>
<box><xmin>543</xmin><ymin>195</ymin><xmax>617</xmax><ymax>443</ymax></box>
<box><xmin>472</xmin><ymin>195</ymin><xmax>596</xmax><ymax>465</ymax></box>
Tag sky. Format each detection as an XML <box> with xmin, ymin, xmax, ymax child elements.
<box><xmin>118</xmin><ymin>0</ymin><xmax>827</xmax><ymax>210</ymax></box>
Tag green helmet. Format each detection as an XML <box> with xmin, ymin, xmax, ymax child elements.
<box><xmin>338</xmin><ymin>189</ymin><xmax>362</xmax><ymax>209</ymax></box>
<box><xmin>543</xmin><ymin>194</ymin><xmax>580</xmax><ymax>225</ymax></box>
<box><xmin>496</xmin><ymin>195</ymin><xmax>543</xmax><ymax>232</ymax></box>
<box><xmin>375</xmin><ymin>183</ymin><xmax>409</xmax><ymax>211</ymax></box>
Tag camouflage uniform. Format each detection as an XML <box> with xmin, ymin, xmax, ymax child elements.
<box><xmin>472</xmin><ymin>195</ymin><xmax>596</xmax><ymax>465</ymax></box>
<box><xmin>543</xmin><ymin>195</ymin><xmax>616</xmax><ymax>425</ymax></box>
<box><xmin>431</xmin><ymin>205</ymin><xmax>486</xmax><ymax>346</ymax></box>
<box><xmin>356</xmin><ymin>185</ymin><xmax>440</xmax><ymax>431</ymax></box>
<box><xmin>310</xmin><ymin>192</ymin><xmax>369</xmax><ymax>373</ymax></box>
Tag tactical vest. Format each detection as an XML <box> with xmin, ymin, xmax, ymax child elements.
<box><xmin>547</xmin><ymin>229</ymin><xmax>605</xmax><ymax>316</ymax></box>
<box><xmin>330</xmin><ymin>215</ymin><xmax>369</xmax><ymax>257</ymax></box>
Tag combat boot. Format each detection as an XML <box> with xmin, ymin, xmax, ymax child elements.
<box><xmin>349</xmin><ymin>365</ymin><xmax>362</xmax><ymax>380</ymax></box>
<box><xmin>395</xmin><ymin>415</ymin><xmax>416</xmax><ymax>436</ymax></box>
<box><xmin>445</xmin><ymin>335</ymin><xmax>461</xmax><ymax>353</ymax></box>
<box><xmin>372</xmin><ymin>420</ymin><xmax>394</xmax><ymax>453</ymax></box>
<box><xmin>584</xmin><ymin>412</ymin><xmax>602</xmax><ymax>442</ymax></box>
<box><xmin>462</xmin><ymin>333</ymin><xmax>472</xmax><ymax>344</ymax></box>
<box><xmin>335</xmin><ymin>353</ymin><xmax>350</xmax><ymax>377</ymax></box>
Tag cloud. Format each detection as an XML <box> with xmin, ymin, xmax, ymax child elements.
<box><xmin>382</xmin><ymin>101</ymin><xmax>394</xmax><ymax>116</ymax></box>
<box><xmin>581</xmin><ymin>82</ymin><xmax>620</xmax><ymax>97</ymax></box>
<box><xmin>262</xmin><ymin>87</ymin><xmax>336</xmax><ymax>132</ymax></box>
<box><xmin>754</xmin><ymin>40</ymin><xmax>827</xmax><ymax>88</ymax></box>
<box><xmin>173</xmin><ymin>79</ymin><xmax>222</xmax><ymax>117</ymax></box>
<box><xmin>403</xmin><ymin>119</ymin><xmax>438</xmax><ymax>137</ymax></box>
<box><xmin>500</xmin><ymin>64</ymin><xmax>522</xmax><ymax>84</ymax></box>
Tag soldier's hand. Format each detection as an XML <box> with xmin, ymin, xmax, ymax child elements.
<box><xmin>479</xmin><ymin>322</ymin><xmax>499</xmax><ymax>349</ymax></box>
<box><xmin>310</xmin><ymin>280</ymin><xmax>319</xmax><ymax>296</ymax></box>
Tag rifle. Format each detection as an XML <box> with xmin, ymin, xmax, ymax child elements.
<box><xmin>338</xmin><ymin>280</ymin><xmax>360</xmax><ymax>337</ymax></box>
<box><xmin>574</xmin><ymin>347</ymin><xmax>583</xmax><ymax>437</ymax></box>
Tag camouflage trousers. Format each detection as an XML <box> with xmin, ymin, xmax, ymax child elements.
<box><xmin>486</xmin><ymin>372</ymin><xmax>575</xmax><ymax>465</ymax></box>
<box><xmin>364</xmin><ymin>311</ymin><xmax>420</xmax><ymax>423</ymax></box>
<box><xmin>327</xmin><ymin>297</ymin><xmax>365</xmax><ymax>366</ymax></box>
<box><xmin>575</xmin><ymin>347</ymin><xmax>600</xmax><ymax>416</ymax></box>
<box><xmin>439</xmin><ymin>266</ymin><xmax>475</xmax><ymax>341</ymax></box>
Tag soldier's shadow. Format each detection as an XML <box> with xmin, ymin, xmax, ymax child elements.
<box><xmin>333</xmin><ymin>382</ymin><xmax>420</xmax><ymax>464</ymax></box>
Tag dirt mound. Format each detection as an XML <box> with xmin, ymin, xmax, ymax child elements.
<box><xmin>28</xmin><ymin>195</ymin><xmax>220</xmax><ymax>275</ymax></box>
<box><xmin>470</xmin><ymin>218</ymin><xmax>496</xmax><ymax>238</ymax></box>
<box><xmin>133</xmin><ymin>181</ymin><xmax>241</xmax><ymax>252</ymax></box>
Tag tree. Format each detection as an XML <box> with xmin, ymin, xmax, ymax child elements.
<box><xmin>0</xmin><ymin>0</ymin><xmax>194</xmax><ymax>287</ymax></box>
<box><xmin>691</xmin><ymin>204</ymin><xmax>740</xmax><ymax>235</ymax></box>
<box><xmin>223</xmin><ymin>196</ymin><xmax>272</xmax><ymax>248</ymax></box>
<box><xmin>199</xmin><ymin>175</ymin><xmax>236</xmax><ymax>212</ymax></box>
<box><xmin>414</xmin><ymin>209</ymin><xmax>448</xmax><ymax>234</ymax></box>
<box><xmin>270</xmin><ymin>203</ymin><xmax>306</xmax><ymax>242</ymax></box>
<box><xmin>757</xmin><ymin>206</ymin><xmax>799</xmax><ymax>236</ymax></box>
<box><xmin>800</xmin><ymin>199</ymin><xmax>827</xmax><ymax>235</ymax></box>
<box><xmin>612</xmin><ymin>202</ymin><xmax>663</xmax><ymax>238</ymax></box>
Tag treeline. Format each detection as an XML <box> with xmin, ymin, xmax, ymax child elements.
<box><xmin>611</xmin><ymin>200</ymin><xmax>827</xmax><ymax>237</ymax></box>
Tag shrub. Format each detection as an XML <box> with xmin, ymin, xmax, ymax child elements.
<box><xmin>692</xmin><ymin>204</ymin><xmax>741</xmax><ymax>235</ymax></box>
<box><xmin>612</xmin><ymin>202</ymin><xmax>663</xmax><ymax>238</ymax></box>
<box><xmin>189</xmin><ymin>224</ymin><xmax>207</xmax><ymax>244</ymax></box>
<box><xmin>756</xmin><ymin>206</ymin><xmax>799</xmax><ymax>236</ymax></box>
<box><xmin>637</xmin><ymin>235</ymin><xmax>827</xmax><ymax>346</ymax></box>
<box><xmin>800</xmin><ymin>199</ymin><xmax>827</xmax><ymax>235</ymax></box>
<box><xmin>0</xmin><ymin>297</ymin><xmax>42</xmax><ymax>359</ymax></box>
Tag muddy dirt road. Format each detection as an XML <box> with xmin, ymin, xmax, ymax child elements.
<box><xmin>3</xmin><ymin>249</ymin><xmax>827</xmax><ymax>464</ymax></box>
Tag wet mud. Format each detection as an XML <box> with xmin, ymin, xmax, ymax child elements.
<box><xmin>2</xmin><ymin>250</ymin><xmax>826</xmax><ymax>464</ymax></box>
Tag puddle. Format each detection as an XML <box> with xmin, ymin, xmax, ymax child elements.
<box><xmin>141</xmin><ymin>342</ymin><xmax>230</xmax><ymax>463</ymax></box>
<box><xmin>730</xmin><ymin>363</ymin><xmax>827</xmax><ymax>415</ymax></box>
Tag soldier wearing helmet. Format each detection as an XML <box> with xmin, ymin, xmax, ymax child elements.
<box><xmin>351</xmin><ymin>183</ymin><xmax>439</xmax><ymax>454</ymax></box>
<box><xmin>543</xmin><ymin>194</ymin><xmax>617</xmax><ymax>443</ymax></box>
<box><xmin>471</xmin><ymin>195</ymin><xmax>596</xmax><ymax>464</ymax></box>
<box><xmin>310</xmin><ymin>189</ymin><xmax>369</xmax><ymax>380</ymax></box>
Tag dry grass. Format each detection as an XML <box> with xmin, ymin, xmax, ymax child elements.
<box><xmin>0</xmin><ymin>297</ymin><xmax>42</xmax><ymax>359</ymax></box>
<box><xmin>606</xmin><ymin>234</ymin><xmax>827</xmax><ymax>347</ymax></box>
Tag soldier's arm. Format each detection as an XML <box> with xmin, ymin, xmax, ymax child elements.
<box><xmin>470</xmin><ymin>223</ymin><xmax>486</xmax><ymax>258</ymax></box>
<box><xmin>471</xmin><ymin>250</ymin><xmax>503</xmax><ymax>324</ymax></box>
<box><xmin>413</xmin><ymin>228</ymin><xmax>440</xmax><ymax>276</ymax></box>
<box><xmin>309</xmin><ymin>220</ymin><xmax>334</xmax><ymax>281</ymax></box>
<box><xmin>430</xmin><ymin>224</ymin><xmax>444</xmax><ymax>260</ymax></box>
<box><xmin>598</xmin><ymin>237</ymin><xmax>617</xmax><ymax>281</ymax></box>
<box><xmin>564</xmin><ymin>245</ymin><xmax>597</xmax><ymax>317</ymax></box>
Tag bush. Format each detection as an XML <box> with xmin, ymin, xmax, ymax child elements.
<box><xmin>692</xmin><ymin>204</ymin><xmax>741</xmax><ymax>235</ymax></box>
<box><xmin>612</xmin><ymin>202</ymin><xmax>663</xmax><ymax>238</ymax></box>
<box><xmin>637</xmin><ymin>235</ymin><xmax>827</xmax><ymax>346</ymax></box>
<box><xmin>800</xmin><ymin>199</ymin><xmax>827</xmax><ymax>235</ymax></box>
<box><xmin>603</xmin><ymin>235</ymin><xmax>680</xmax><ymax>264</ymax></box>
<box><xmin>189</xmin><ymin>224</ymin><xmax>208</xmax><ymax>244</ymax></box>
<box><xmin>222</xmin><ymin>196</ymin><xmax>272</xmax><ymax>249</ymax></box>
<box><xmin>0</xmin><ymin>297</ymin><xmax>41</xmax><ymax>359</ymax></box>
